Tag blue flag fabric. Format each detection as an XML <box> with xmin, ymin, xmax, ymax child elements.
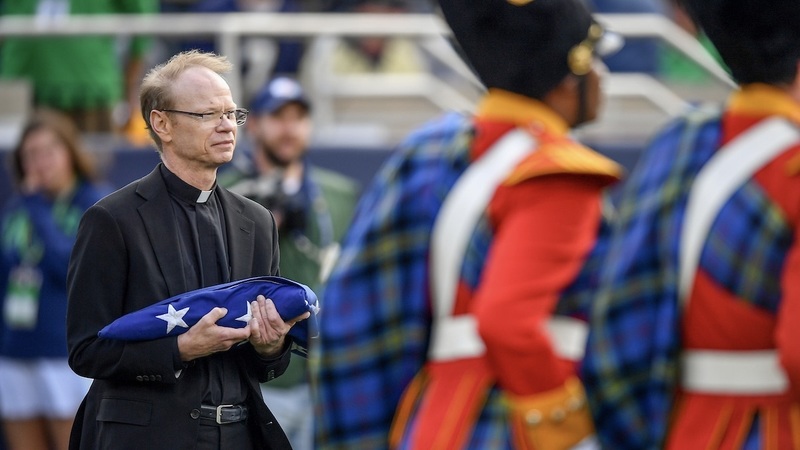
<box><xmin>98</xmin><ymin>276</ymin><xmax>319</xmax><ymax>351</ymax></box>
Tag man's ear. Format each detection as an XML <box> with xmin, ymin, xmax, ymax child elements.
<box><xmin>150</xmin><ymin>110</ymin><xmax>173</xmax><ymax>143</ymax></box>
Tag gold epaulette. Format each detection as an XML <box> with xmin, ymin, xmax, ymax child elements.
<box><xmin>504</xmin><ymin>141</ymin><xmax>623</xmax><ymax>186</ymax></box>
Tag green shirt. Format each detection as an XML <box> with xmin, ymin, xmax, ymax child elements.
<box><xmin>0</xmin><ymin>0</ymin><xmax>156</xmax><ymax>109</ymax></box>
<box><xmin>659</xmin><ymin>33</ymin><xmax>728</xmax><ymax>85</ymax></box>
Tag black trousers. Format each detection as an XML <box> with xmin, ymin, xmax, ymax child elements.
<box><xmin>196</xmin><ymin>419</ymin><xmax>254</xmax><ymax>450</ymax></box>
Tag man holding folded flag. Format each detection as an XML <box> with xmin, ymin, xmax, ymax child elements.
<box><xmin>65</xmin><ymin>50</ymin><xmax>309</xmax><ymax>450</ymax></box>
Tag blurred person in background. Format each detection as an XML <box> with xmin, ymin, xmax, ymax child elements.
<box><xmin>657</xmin><ymin>0</ymin><xmax>726</xmax><ymax>86</ymax></box>
<box><xmin>172</xmin><ymin>0</ymin><xmax>307</xmax><ymax>101</ymax></box>
<box><xmin>159</xmin><ymin>0</ymin><xmax>202</xmax><ymax>12</ymax></box>
<box><xmin>0</xmin><ymin>109</ymin><xmax>110</xmax><ymax>450</ymax></box>
<box><xmin>0</xmin><ymin>0</ymin><xmax>157</xmax><ymax>138</ymax></box>
<box><xmin>582</xmin><ymin>0</ymin><xmax>800</xmax><ymax>448</ymax></box>
<box><xmin>313</xmin><ymin>0</ymin><xmax>624</xmax><ymax>448</ymax></box>
<box><xmin>220</xmin><ymin>76</ymin><xmax>359</xmax><ymax>450</ymax></box>
<box><xmin>300</xmin><ymin>0</ymin><xmax>432</xmax><ymax>77</ymax></box>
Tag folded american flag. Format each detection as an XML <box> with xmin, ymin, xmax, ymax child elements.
<box><xmin>98</xmin><ymin>276</ymin><xmax>319</xmax><ymax>352</ymax></box>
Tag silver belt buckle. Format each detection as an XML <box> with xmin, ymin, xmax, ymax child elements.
<box><xmin>216</xmin><ymin>404</ymin><xmax>234</xmax><ymax>424</ymax></box>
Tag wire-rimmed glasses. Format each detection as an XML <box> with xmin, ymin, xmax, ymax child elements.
<box><xmin>161</xmin><ymin>108</ymin><xmax>249</xmax><ymax>126</ymax></box>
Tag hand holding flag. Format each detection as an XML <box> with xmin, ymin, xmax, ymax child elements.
<box><xmin>98</xmin><ymin>276</ymin><xmax>319</xmax><ymax>353</ymax></box>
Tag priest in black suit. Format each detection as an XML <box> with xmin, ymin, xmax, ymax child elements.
<box><xmin>66</xmin><ymin>50</ymin><xmax>308</xmax><ymax>450</ymax></box>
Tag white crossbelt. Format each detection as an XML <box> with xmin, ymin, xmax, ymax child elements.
<box><xmin>679</xmin><ymin>117</ymin><xmax>799</xmax><ymax>394</ymax></box>
<box><xmin>427</xmin><ymin>128</ymin><xmax>588</xmax><ymax>362</ymax></box>
<box><xmin>682</xmin><ymin>350</ymin><xmax>788</xmax><ymax>394</ymax></box>
<box><xmin>429</xmin><ymin>315</ymin><xmax>588</xmax><ymax>362</ymax></box>
<box><xmin>429</xmin><ymin>128</ymin><xmax>533</xmax><ymax>361</ymax></box>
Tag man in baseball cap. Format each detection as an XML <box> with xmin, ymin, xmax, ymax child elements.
<box><xmin>250</xmin><ymin>76</ymin><xmax>311</xmax><ymax>116</ymax></box>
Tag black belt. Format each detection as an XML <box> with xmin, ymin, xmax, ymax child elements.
<box><xmin>199</xmin><ymin>404</ymin><xmax>248</xmax><ymax>425</ymax></box>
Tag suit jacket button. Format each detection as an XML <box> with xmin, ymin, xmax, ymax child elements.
<box><xmin>136</xmin><ymin>376</ymin><xmax>143</xmax><ymax>382</ymax></box>
<box><xmin>267</xmin><ymin>370</ymin><xmax>275</xmax><ymax>380</ymax></box>
<box><xmin>155</xmin><ymin>375</ymin><xmax>162</xmax><ymax>381</ymax></box>
<box><xmin>142</xmin><ymin>375</ymin><xmax>150</xmax><ymax>381</ymax></box>
<box><xmin>190</xmin><ymin>409</ymin><xmax>200</xmax><ymax>419</ymax></box>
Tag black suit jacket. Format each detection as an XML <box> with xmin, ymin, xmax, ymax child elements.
<box><xmin>66</xmin><ymin>165</ymin><xmax>292</xmax><ymax>450</ymax></box>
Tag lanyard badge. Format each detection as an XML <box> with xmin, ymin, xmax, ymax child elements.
<box><xmin>4</xmin><ymin>265</ymin><xmax>43</xmax><ymax>330</ymax></box>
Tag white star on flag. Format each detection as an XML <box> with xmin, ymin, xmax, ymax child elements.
<box><xmin>236</xmin><ymin>301</ymin><xmax>253</xmax><ymax>323</ymax></box>
<box><xmin>156</xmin><ymin>304</ymin><xmax>190</xmax><ymax>333</ymax></box>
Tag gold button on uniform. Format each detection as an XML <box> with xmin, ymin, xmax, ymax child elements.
<box><xmin>525</xmin><ymin>409</ymin><xmax>542</xmax><ymax>426</ymax></box>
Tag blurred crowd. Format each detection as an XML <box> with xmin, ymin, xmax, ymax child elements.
<box><xmin>0</xmin><ymin>0</ymin><xmax>721</xmax><ymax>151</ymax></box>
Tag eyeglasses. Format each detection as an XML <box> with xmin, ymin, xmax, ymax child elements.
<box><xmin>161</xmin><ymin>108</ymin><xmax>249</xmax><ymax>126</ymax></box>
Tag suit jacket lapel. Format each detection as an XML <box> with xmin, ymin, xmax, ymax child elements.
<box><xmin>218</xmin><ymin>188</ymin><xmax>255</xmax><ymax>281</ymax></box>
<box><xmin>136</xmin><ymin>165</ymin><xmax>188</xmax><ymax>297</ymax></box>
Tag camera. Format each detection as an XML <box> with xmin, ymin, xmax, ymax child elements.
<box><xmin>238</xmin><ymin>173</ymin><xmax>307</xmax><ymax>235</ymax></box>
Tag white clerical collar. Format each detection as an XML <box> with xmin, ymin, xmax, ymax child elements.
<box><xmin>196</xmin><ymin>190</ymin><xmax>213</xmax><ymax>203</ymax></box>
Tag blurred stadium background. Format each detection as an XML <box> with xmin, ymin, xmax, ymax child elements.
<box><xmin>0</xmin><ymin>6</ymin><xmax>734</xmax><ymax>207</ymax></box>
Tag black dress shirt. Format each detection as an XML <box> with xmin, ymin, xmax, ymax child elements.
<box><xmin>160</xmin><ymin>164</ymin><xmax>247</xmax><ymax>407</ymax></box>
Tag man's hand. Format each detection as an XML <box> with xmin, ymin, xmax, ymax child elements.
<box><xmin>177</xmin><ymin>307</ymin><xmax>250</xmax><ymax>361</ymax></box>
<box><xmin>248</xmin><ymin>295</ymin><xmax>310</xmax><ymax>357</ymax></box>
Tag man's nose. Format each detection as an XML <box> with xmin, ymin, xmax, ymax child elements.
<box><xmin>218</xmin><ymin>114</ymin><xmax>237</xmax><ymax>131</ymax></box>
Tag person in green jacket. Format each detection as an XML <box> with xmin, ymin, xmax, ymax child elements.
<box><xmin>220</xmin><ymin>76</ymin><xmax>359</xmax><ymax>450</ymax></box>
<box><xmin>0</xmin><ymin>0</ymin><xmax>156</xmax><ymax>134</ymax></box>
